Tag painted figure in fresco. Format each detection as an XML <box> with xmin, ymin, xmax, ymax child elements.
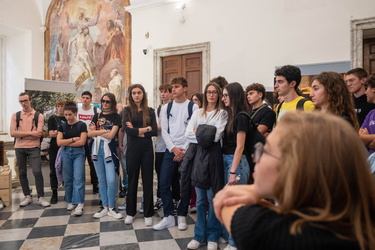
<box><xmin>52</xmin><ymin>66</ymin><xmax>61</xmax><ymax>81</ymax></box>
<box><xmin>68</xmin><ymin>27</ymin><xmax>96</xmax><ymax>81</ymax></box>
<box><xmin>95</xmin><ymin>69</ymin><xmax>122</xmax><ymax>103</ymax></box>
<box><xmin>66</xmin><ymin>5</ymin><xmax>102</xmax><ymax>33</ymax></box>
<box><xmin>103</xmin><ymin>19</ymin><xmax>125</xmax><ymax>66</ymax></box>
<box><xmin>50</xmin><ymin>27</ymin><xmax>64</xmax><ymax>71</ymax></box>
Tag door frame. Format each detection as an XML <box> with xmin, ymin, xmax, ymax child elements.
<box><xmin>351</xmin><ymin>17</ymin><xmax>375</xmax><ymax>68</ymax></box>
<box><xmin>153</xmin><ymin>42</ymin><xmax>210</xmax><ymax>108</ymax></box>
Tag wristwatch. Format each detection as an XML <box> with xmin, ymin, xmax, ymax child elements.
<box><xmin>146</xmin><ymin>127</ymin><xmax>150</xmax><ymax>132</ymax></box>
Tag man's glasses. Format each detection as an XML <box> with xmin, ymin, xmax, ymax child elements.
<box><xmin>252</xmin><ymin>142</ymin><xmax>281</xmax><ymax>163</ymax></box>
<box><xmin>207</xmin><ymin>90</ymin><xmax>218</xmax><ymax>95</ymax></box>
<box><xmin>19</xmin><ymin>100</ymin><xmax>29</xmax><ymax>103</ymax></box>
<box><xmin>101</xmin><ymin>100</ymin><xmax>111</xmax><ymax>104</ymax></box>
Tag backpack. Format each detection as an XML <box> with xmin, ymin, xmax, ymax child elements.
<box><xmin>166</xmin><ymin>101</ymin><xmax>194</xmax><ymax>133</ymax></box>
<box><xmin>276</xmin><ymin>98</ymin><xmax>307</xmax><ymax>116</ymax></box>
<box><xmin>15</xmin><ymin>111</ymin><xmax>43</xmax><ymax>143</ymax></box>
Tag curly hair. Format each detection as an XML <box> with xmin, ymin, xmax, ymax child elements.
<box><xmin>312</xmin><ymin>71</ymin><xmax>359</xmax><ymax>130</ymax></box>
<box><xmin>275</xmin><ymin>65</ymin><xmax>302</xmax><ymax>90</ymax></box>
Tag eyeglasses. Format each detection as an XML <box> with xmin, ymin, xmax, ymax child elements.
<box><xmin>222</xmin><ymin>93</ymin><xmax>229</xmax><ymax>99</ymax></box>
<box><xmin>19</xmin><ymin>100</ymin><xmax>29</xmax><ymax>103</ymax></box>
<box><xmin>252</xmin><ymin>142</ymin><xmax>281</xmax><ymax>163</ymax></box>
<box><xmin>207</xmin><ymin>90</ymin><xmax>218</xmax><ymax>95</ymax></box>
<box><xmin>101</xmin><ymin>100</ymin><xmax>111</xmax><ymax>104</ymax></box>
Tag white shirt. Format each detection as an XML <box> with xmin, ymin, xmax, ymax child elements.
<box><xmin>77</xmin><ymin>106</ymin><xmax>101</xmax><ymax>127</ymax></box>
<box><xmin>185</xmin><ymin>108</ymin><xmax>228</xmax><ymax>144</ymax></box>
<box><xmin>161</xmin><ymin>100</ymin><xmax>198</xmax><ymax>152</ymax></box>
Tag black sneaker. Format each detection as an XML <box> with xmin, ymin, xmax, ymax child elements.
<box><xmin>119</xmin><ymin>189</ymin><xmax>127</xmax><ymax>198</ymax></box>
<box><xmin>153</xmin><ymin>198</ymin><xmax>163</xmax><ymax>211</ymax></box>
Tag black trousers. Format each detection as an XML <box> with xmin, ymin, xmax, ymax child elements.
<box><xmin>126</xmin><ymin>139</ymin><xmax>154</xmax><ymax>217</ymax></box>
<box><xmin>85</xmin><ymin>142</ymin><xmax>98</xmax><ymax>185</ymax></box>
<box><xmin>49</xmin><ymin>144</ymin><xmax>59</xmax><ymax>190</ymax></box>
<box><xmin>155</xmin><ymin>152</ymin><xmax>180</xmax><ymax>200</ymax></box>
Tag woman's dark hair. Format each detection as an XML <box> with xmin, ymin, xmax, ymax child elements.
<box><xmin>64</xmin><ymin>100</ymin><xmax>78</xmax><ymax>113</ymax></box>
<box><xmin>128</xmin><ymin>84</ymin><xmax>150</xmax><ymax>126</ymax></box>
<box><xmin>191</xmin><ymin>93</ymin><xmax>203</xmax><ymax>108</ymax></box>
<box><xmin>101</xmin><ymin>93</ymin><xmax>117</xmax><ymax>114</ymax></box>
<box><xmin>224</xmin><ymin>82</ymin><xmax>248</xmax><ymax>134</ymax></box>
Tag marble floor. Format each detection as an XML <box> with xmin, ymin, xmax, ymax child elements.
<box><xmin>0</xmin><ymin>180</ymin><xmax>229</xmax><ymax>250</ymax></box>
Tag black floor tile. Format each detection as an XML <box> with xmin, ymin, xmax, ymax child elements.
<box><xmin>68</xmin><ymin>214</ymin><xmax>97</xmax><ymax>224</ymax></box>
<box><xmin>100</xmin><ymin>220</ymin><xmax>133</xmax><ymax>232</ymax></box>
<box><xmin>18</xmin><ymin>203</ymin><xmax>45</xmax><ymax>210</ymax></box>
<box><xmin>0</xmin><ymin>211</ymin><xmax>12</xmax><ymax>220</ymax></box>
<box><xmin>27</xmin><ymin>225</ymin><xmax>66</xmax><ymax>239</ymax></box>
<box><xmin>135</xmin><ymin>228</ymin><xmax>173</xmax><ymax>242</ymax></box>
<box><xmin>0</xmin><ymin>218</ymin><xmax>38</xmax><ymax>229</ymax></box>
<box><xmin>61</xmin><ymin>233</ymin><xmax>99</xmax><ymax>249</ymax></box>
<box><xmin>0</xmin><ymin>240</ymin><xmax>24</xmax><ymax>249</ymax></box>
<box><xmin>41</xmin><ymin>208</ymin><xmax>71</xmax><ymax>217</ymax></box>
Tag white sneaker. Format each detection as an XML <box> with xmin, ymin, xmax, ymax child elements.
<box><xmin>187</xmin><ymin>239</ymin><xmax>205</xmax><ymax>249</ymax></box>
<box><xmin>108</xmin><ymin>208</ymin><xmax>123</xmax><ymax>219</ymax></box>
<box><xmin>124</xmin><ymin>215</ymin><xmax>134</xmax><ymax>224</ymax></box>
<box><xmin>223</xmin><ymin>245</ymin><xmax>237</xmax><ymax>250</ymax></box>
<box><xmin>94</xmin><ymin>207</ymin><xmax>108</xmax><ymax>218</ymax></box>
<box><xmin>67</xmin><ymin>203</ymin><xmax>76</xmax><ymax>211</ymax></box>
<box><xmin>207</xmin><ymin>241</ymin><xmax>218</xmax><ymax>250</ymax></box>
<box><xmin>153</xmin><ymin>215</ymin><xmax>175</xmax><ymax>230</ymax></box>
<box><xmin>118</xmin><ymin>202</ymin><xmax>126</xmax><ymax>210</ymax></box>
<box><xmin>177</xmin><ymin>216</ymin><xmax>187</xmax><ymax>231</ymax></box>
<box><xmin>74</xmin><ymin>203</ymin><xmax>84</xmax><ymax>216</ymax></box>
<box><xmin>37</xmin><ymin>197</ymin><xmax>51</xmax><ymax>207</ymax></box>
<box><xmin>144</xmin><ymin>217</ymin><xmax>152</xmax><ymax>227</ymax></box>
<box><xmin>20</xmin><ymin>196</ymin><xmax>33</xmax><ymax>207</ymax></box>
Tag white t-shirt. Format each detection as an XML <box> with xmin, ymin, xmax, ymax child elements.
<box><xmin>161</xmin><ymin>100</ymin><xmax>198</xmax><ymax>152</ymax></box>
<box><xmin>77</xmin><ymin>106</ymin><xmax>101</xmax><ymax>127</ymax></box>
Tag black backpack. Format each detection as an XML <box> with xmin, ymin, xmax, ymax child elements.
<box><xmin>276</xmin><ymin>98</ymin><xmax>307</xmax><ymax>116</ymax></box>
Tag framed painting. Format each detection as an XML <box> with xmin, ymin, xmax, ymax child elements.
<box><xmin>45</xmin><ymin>0</ymin><xmax>131</xmax><ymax>104</ymax></box>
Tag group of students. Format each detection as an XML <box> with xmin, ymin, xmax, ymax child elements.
<box><xmin>10</xmin><ymin>64</ymin><xmax>375</xmax><ymax>250</ymax></box>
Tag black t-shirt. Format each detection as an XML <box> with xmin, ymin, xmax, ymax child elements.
<box><xmin>353</xmin><ymin>94</ymin><xmax>375</xmax><ymax>126</ymax></box>
<box><xmin>222</xmin><ymin>113</ymin><xmax>248</xmax><ymax>155</ymax></box>
<box><xmin>122</xmin><ymin>107</ymin><xmax>157</xmax><ymax>142</ymax></box>
<box><xmin>57</xmin><ymin>121</ymin><xmax>87</xmax><ymax>139</ymax></box>
<box><xmin>91</xmin><ymin>112</ymin><xmax>122</xmax><ymax>143</ymax></box>
<box><xmin>250</xmin><ymin>105</ymin><xmax>276</xmax><ymax>133</ymax></box>
<box><xmin>48</xmin><ymin>115</ymin><xmax>67</xmax><ymax>149</ymax></box>
<box><xmin>231</xmin><ymin>205</ymin><xmax>360</xmax><ymax>250</ymax></box>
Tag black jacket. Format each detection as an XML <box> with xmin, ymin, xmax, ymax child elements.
<box><xmin>180</xmin><ymin>124</ymin><xmax>224</xmax><ymax>197</ymax></box>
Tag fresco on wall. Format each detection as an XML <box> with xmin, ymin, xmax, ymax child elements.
<box><xmin>45</xmin><ymin>0</ymin><xmax>130</xmax><ymax>104</ymax></box>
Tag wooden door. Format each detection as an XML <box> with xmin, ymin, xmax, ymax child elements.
<box><xmin>363</xmin><ymin>38</ymin><xmax>375</xmax><ymax>75</ymax></box>
<box><xmin>162</xmin><ymin>52</ymin><xmax>202</xmax><ymax>99</ymax></box>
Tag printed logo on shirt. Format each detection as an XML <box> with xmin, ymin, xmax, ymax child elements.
<box><xmin>78</xmin><ymin>114</ymin><xmax>94</xmax><ymax>121</ymax></box>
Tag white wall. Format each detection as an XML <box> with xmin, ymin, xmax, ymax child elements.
<box><xmin>0</xmin><ymin>0</ymin><xmax>44</xmax><ymax>140</ymax></box>
<box><xmin>129</xmin><ymin>0</ymin><xmax>375</xmax><ymax>106</ymax></box>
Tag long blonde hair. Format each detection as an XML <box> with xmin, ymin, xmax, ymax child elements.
<box><xmin>274</xmin><ymin>111</ymin><xmax>375</xmax><ymax>250</ymax></box>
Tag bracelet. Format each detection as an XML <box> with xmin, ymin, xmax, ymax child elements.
<box><xmin>230</xmin><ymin>171</ymin><xmax>236</xmax><ymax>175</ymax></box>
<box><xmin>71</xmin><ymin>138</ymin><xmax>74</xmax><ymax>142</ymax></box>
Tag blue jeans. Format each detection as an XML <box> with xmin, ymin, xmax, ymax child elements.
<box><xmin>92</xmin><ymin>141</ymin><xmax>116</xmax><ymax>208</ymax></box>
<box><xmin>62</xmin><ymin>146</ymin><xmax>86</xmax><ymax>204</ymax></box>
<box><xmin>121</xmin><ymin>154</ymin><xmax>128</xmax><ymax>190</ymax></box>
<box><xmin>194</xmin><ymin>187</ymin><xmax>221</xmax><ymax>243</ymax></box>
<box><xmin>159</xmin><ymin>150</ymin><xmax>190</xmax><ymax>217</ymax></box>
<box><xmin>222</xmin><ymin>154</ymin><xmax>250</xmax><ymax>247</ymax></box>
